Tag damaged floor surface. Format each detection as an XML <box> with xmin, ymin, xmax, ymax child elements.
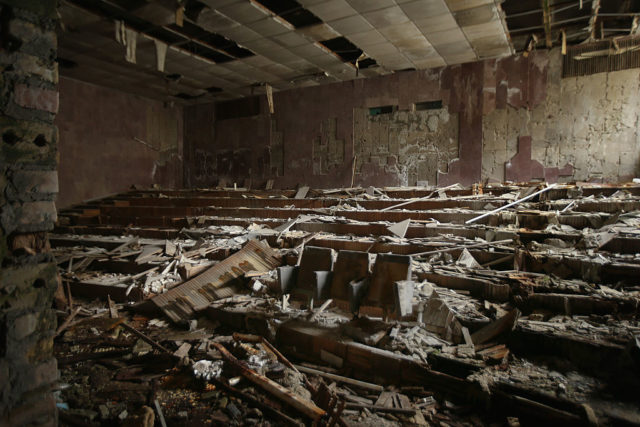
<box><xmin>49</xmin><ymin>183</ymin><xmax>640</xmax><ymax>426</ymax></box>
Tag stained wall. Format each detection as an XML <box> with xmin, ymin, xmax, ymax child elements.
<box><xmin>55</xmin><ymin>77</ymin><xmax>183</xmax><ymax>208</ymax></box>
<box><xmin>185</xmin><ymin>48</ymin><xmax>640</xmax><ymax>189</ymax></box>
<box><xmin>191</xmin><ymin>62</ymin><xmax>488</xmax><ymax>188</ymax></box>
<box><xmin>483</xmin><ymin>49</ymin><xmax>640</xmax><ymax>183</ymax></box>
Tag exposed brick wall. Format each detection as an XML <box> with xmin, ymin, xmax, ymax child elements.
<box><xmin>0</xmin><ymin>1</ymin><xmax>59</xmax><ymax>425</ymax></box>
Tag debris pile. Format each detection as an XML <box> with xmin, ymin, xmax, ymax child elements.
<box><xmin>52</xmin><ymin>182</ymin><xmax>640</xmax><ymax>425</ymax></box>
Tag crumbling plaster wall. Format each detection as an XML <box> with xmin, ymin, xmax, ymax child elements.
<box><xmin>202</xmin><ymin>62</ymin><xmax>486</xmax><ymax>188</ymax></box>
<box><xmin>0</xmin><ymin>0</ymin><xmax>60</xmax><ymax>424</ymax></box>
<box><xmin>56</xmin><ymin>77</ymin><xmax>183</xmax><ymax>208</ymax></box>
<box><xmin>188</xmin><ymin>48</ymin><xmax>639</xmax><ymax>189</ymax></box>
<box><xmin>354</xmin><ymin>107</ymin><xmax>458</xmax><ymax>186</ymax></box>
<box><xmin>483</xmin><ymin>49</ymin><xmax>640</xmax><ymax>183</ymax></box>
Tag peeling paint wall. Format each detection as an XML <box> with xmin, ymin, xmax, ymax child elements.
<box><xmin>56</xmin><ymin>77</ymin><xmax>183</xmax><ymax>208</ymax></box>
<box><xmin>483</xmin><ymin>49</ymin><xmax>640</xmax><ymax>183</ymax></box>
<box><xmin>189</xmin><ymin>64</ymin><xmax>484</xmax><ymax>188</ymax></box>
<box><xmin>354</xmin><ymin>108</ymin><xmax>458</xmax><ymax>186</ymax></box>
<box><xmin>185</xmin><ymin>48</ymin><xmax>640</xmax><ymax>189</ymax></box>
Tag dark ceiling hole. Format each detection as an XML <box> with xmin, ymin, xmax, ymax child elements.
<box><xmin>171</xmin><ymin>21</ymin><xmax>254</xmax><ymax>59</ymax></box>
<box><xmin>66</xmin><ymin>0</ymin><xmax>251</xmax><ymax>63</ymax></box>
<box><xmin>33</xmin><ymin>134</ymin><xmax>47</xmax><ymax>147</ymax></box>
<box><xmin>254</xmin><ymin>0</ymin><xmax>300</xmax><ymax>15</ymax></box>
<box><xmin>184</xmin><ymin>0</ymin><xmax>207</xmax><ymax>20</ymax></box>
<box><xmin>57</xmin><ymin>57</ymin><xmax>78</xmax><ymax>69</ymax></box>
<box><xmin>320</xmin><ymin>37</ymin><xmax>370</xmax><ymax>65</ymax></box>
<box><xmin>3</xmin><ymin>130</ymin><xmax>19</xmax><ymax>145</ymax></box>
<box><xmin>358</xmin><ymin>58</ymin><xmax>377</xmax><ymax>69</ymax></box>
<box><xmin>33</xmin><ymin>278</ymin><xmax>46</xmax><ymax>288</ymax></box>
<box><xmin>253</xmin><ymin>0</ymin><xmax>322</xmax><ymax>28</ymax></box>
<box><xmin>179</xmin><ymin>39</ymin><xmax>235</xmax><ymax>63</ymax></box>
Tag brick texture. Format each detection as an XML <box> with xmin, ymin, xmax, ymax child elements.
<box><xmin>0</xmin><ymin>1</ymin><xmax>59</xmax><ymax>424</ymax></box>
<box><xmin>14</xmin><ymin>84</ymin><xmax>59</xmax><ymax>114</ymax></box>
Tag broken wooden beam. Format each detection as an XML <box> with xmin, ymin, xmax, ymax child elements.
<box><xmin>466</xmin><ymin>184</ymin><xmax>557</xmax><ymax>224</ymax></box>
<box><xmin>211</xmin><ymin>342</ymin><xmax>326</xmax><ymax>421</ymax></box>
<box><xmin>471</xmin><ymin>309</ymin><xmax>520</xmax><ymax>345</ymax></box>
<box><xmin>294</xmin><ymin>364</ymin><xmax>384</xmax><ymax>392</ymax></box>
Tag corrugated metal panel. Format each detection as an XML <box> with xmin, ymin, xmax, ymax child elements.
<box><xmin>564</xmin><ymin>35</ymin><xmax>640</xmax><ymax>77</ymax></box>
<box><xmin>151</xmin><ymin>239</ymin><xmax>281</xmax><ymax>322</ymax></box>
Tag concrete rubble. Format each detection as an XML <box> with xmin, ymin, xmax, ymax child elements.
<box><xmin>50</xmin><ymin>182</ymin><xmax>640</xmax><ymax>425</ymax></box>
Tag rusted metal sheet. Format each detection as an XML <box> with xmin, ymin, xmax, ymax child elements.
<box><xmin>150</xmin><ymin>239</ymin><xmax>281</xmax><ymax>322</ymax></box>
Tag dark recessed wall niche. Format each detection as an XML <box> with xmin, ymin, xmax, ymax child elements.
<box><xmin>168</xmin><ymin>21</ymin><xmax>254</xmax><ymax>59</ymax></box>
<box><xmin>217</xmin><ymin>97</ymin><xmax>261</xmax><ymax>120</ymax></box>
<box><xmin>358</xmin><ymin>58</ymin><xmax>377</xmax><ymax>69</ymax></box>
<box><xmin>320</xmin><ymin>37</ymin><xmax>361</xmax><ymax>64</ymax></box>
<box><xmin>252</xmin><ymin>0</ymin><xmax>322</xmax><ymax>28</ymax></box>
<box><xmin>369</xmin><ymin>105</ymin><xmax>396</xmax><ymax>116</ymax></box>
<box><xmin>415</xmin><ymin>100</ymin><xmax>443</xmax><ymax>111</ymax></box>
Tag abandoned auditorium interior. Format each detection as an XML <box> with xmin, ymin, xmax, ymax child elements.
<box><xmin>3</xmin><ymin>0</ymin><xmax>640</xmax><ymax>425</ymax></box>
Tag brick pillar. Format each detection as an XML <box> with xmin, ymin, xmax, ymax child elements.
<box><xmin>0</xmin><ymin>1</ymin><xmax>60</xmax><ymax>425</ymax></box>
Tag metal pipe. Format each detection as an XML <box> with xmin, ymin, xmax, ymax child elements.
<box><xmin>465</xmin><ymin>184</ymin><xmax>558</xmax><ymax>224</ymax></box>
<box><xmin>510</xmin><ymin>15</ymin><xmax>591</xmax><ymax>33</ymax></box>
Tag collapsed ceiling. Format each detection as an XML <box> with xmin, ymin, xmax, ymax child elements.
<box><xmin>57</xmin><ymin>0</ymin><xmax>640</xmax><ymax>103</ymax></box>
<box><xmin>504</xmin><ymin>0</ymin><xmax>640</xmax><ymax>53</ymax></box>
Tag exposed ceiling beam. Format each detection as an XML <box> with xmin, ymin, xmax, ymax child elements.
<box><xmin>510</xmin><ymin>15</ymin><xmax>590</xmax><ymax>34</ymax></box>
<box><xmin>587</xmin><ymin>0</ymin><xmax>601</xmax><ymax>41</ymax></box>
<box><xmin>542</xmin><ymin>0</ymin><xmax>553</xmax><ymax>48</ymax></box>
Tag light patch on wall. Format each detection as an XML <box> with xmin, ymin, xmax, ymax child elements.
<box><xmin>354</xmin><ymin>108</ymin><xmax>458</xmax><ymax>186</ymax></box>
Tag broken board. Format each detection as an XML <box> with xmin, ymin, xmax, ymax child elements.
<box><xmin>150</xmin><ymin>240</ymin><xmax>281</xmax><ymax>322</ymax></box>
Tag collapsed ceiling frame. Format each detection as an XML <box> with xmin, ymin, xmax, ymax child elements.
<box><xmin>58</xmin><ymin>0</ymin><xmax>516</xmax><ymax>104</ymax></box>
<box><xmin>58</xmin><ymin>0</ymin><xmax>383</xmax><ymax>102</ymax></box>
<box><xmin>503</xmin><ymin>0</ymin><xmax>640</xmax><ymax>54</ymax></box>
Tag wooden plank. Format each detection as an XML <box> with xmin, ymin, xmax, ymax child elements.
<box><xmin>212</xmin><ymin>342</ymin><xmax>326</xmax><ymax>421</ymax></box>
<box><xmin>150</xmin><ymin>240</ymin><xmax>281</xmax><ymax>322</ymax></box>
